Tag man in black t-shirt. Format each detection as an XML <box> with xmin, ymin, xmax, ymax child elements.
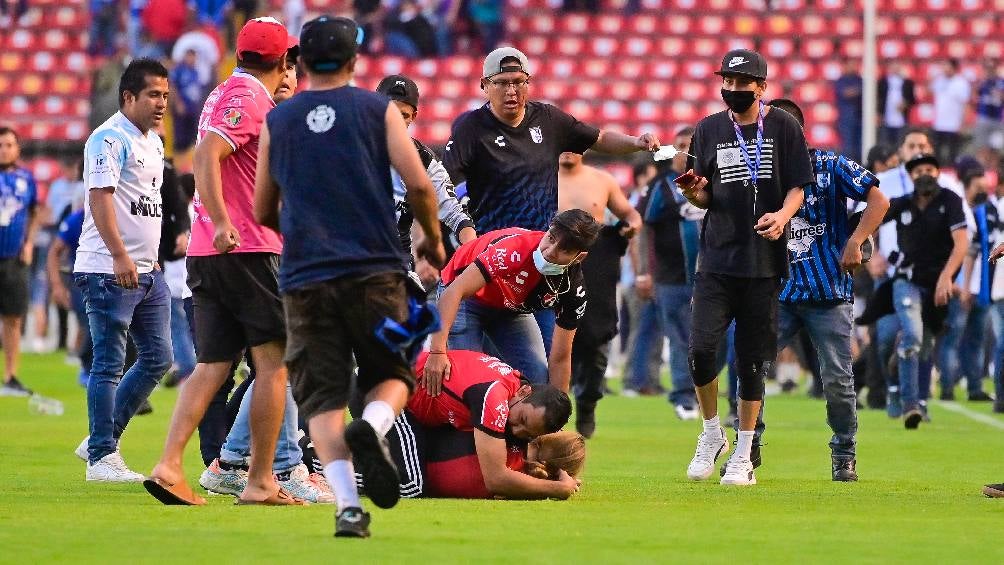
<box><xmin>880</xmin><ymin>153</ymin><xmax>968</xmax><ymax>429</ymax></box>
<box><xmin>676</xmin><ymin>49</ymin><xmax>814</xmax><ymax>486</ymax></box>
<box><xmin>443</xmin><ymin>46</ymin><xmax>660</xmax><ymax>235</ymax></box>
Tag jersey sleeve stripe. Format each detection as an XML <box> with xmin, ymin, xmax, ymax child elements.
<box><xmin>205</xmin><ymin>127</ymin><xmax>238</xmax><ymax>151</ymax></box>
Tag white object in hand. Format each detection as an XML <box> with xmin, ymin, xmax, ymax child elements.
<box><xmin>653</xmin><ymin>145</ymin><xmax>695</xmax><ymax>162</ymax></box>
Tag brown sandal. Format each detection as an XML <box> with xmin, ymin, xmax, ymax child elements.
<box><xmin>234</xmin><ymin>486</ymin><xmax>308</xmax><ymax>506</ymax></box>
<box><xmin>143</xmin><ymin>477</ymin><xmax>207</xmax><ymax>506</ymax></box>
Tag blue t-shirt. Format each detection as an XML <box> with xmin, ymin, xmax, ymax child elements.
<box><xmin>780</xmin><ymin>149</ymin><xmax>878</xmax><ymax>304</ymax></box>
<box><xmin>57</xmin><ymin>209</ymin><xmax>85</xmax><ymax>268</ymax></box>
<box><xmin>976</xmin><ymin>77</ymin><xmax>1004</xmax><ymax>121</ymax></box>
<box><xmin>835</xmin><ymin>74</ymin><xmax>863</xmax><ymax>118</ymax></box>
<box><xmin>170</xmin><ymin>63</ymin><xmax>205</xmax><ymax>115</ymax></box>
<box><xmin>0</xmin><ymin>167</ymin><xmax>38</xmax><ymax>259</ymax></box>
<box><xmin>266</xmin><ymin>86</ymin><xmax>406</xmax><ymax>292</ymax></box>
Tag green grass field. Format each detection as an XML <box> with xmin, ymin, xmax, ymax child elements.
<box><xmin>2</xmin><ymin>353</ymin><xmax>1003</xmax><ymax>564</ymax></box>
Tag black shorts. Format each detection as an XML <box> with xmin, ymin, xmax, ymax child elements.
<box><xmin>284</xmin><ymin>271</ymin><xmax>415</xmax><ymax>420</ymax></box>
<box><xmin>690</xmin><ymin>272</ymin><xmax>781</xmax><ymax>366</ymax></box>
<box><xmin>0</xmin><ymin>257</ymin><xmax>29</xmax><ymax>317</ymax></box>
<box><xmin>187</xmin><ymin>253</ymin><xmax>286</xmax><ymax>363</ymax></box>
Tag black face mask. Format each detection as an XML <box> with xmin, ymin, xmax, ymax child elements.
<box><xmin>914</xmin><ymin>175</ymin><xmax>941</xmax><ymax>197</ymax></box>
<box><xmin>721</xmin><ymin>89</ymin><xmax>757</xmax><ymax>114</ymax></box>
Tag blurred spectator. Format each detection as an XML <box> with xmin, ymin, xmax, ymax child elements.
<box><xmin>878</xmin><ymin>62</ymin><xmax>915</xmax><ymax>147</ymax></box>
<box><xmin>971</xmin><ymin>60</ymin><xmax>1004</xmax><ymax>154</ymax></box>
<box><xmin>467</xmin><ymin>0</ymin><xmax>503</xmax><ymax>53</ymax></box>
<box><xmin>930</xmin><ymin>59</ymin><xmax>971</xmax><ymax>166</ymax></box>
<box><xmin>430</xmin><ymin>0</ymin><xmax>461</xmax><ymax>56</ymax></box>
<box><xmin>835</xmin><ymin>58</ymin><xmax>864</xmax><ymax>162</ymax></box>
<box><xmin>89</xmin><ymin>0</ymin><xmax>120</xmax><ymax>56</ymax></box>
<box><xmin>354</xmin><ymin>0</ymin><xmax>386</xmax><ymax>53</ymax></box>
<box><xmin>191</xmin><ymin>0</ymin><xmax>232</xmax><ymax>27</ymax></box>
<box><xmin>0</xmin><ymin>127</ymin><xmax>39</xmax><ymax>397</ymax></box>
<box><xmin>142</xmin><ymin>0</ymin><xmax>188</xmax><ymax>52</ymax></box>
<box><xmin>865</xmin><ymin>144</ymin><xmax>899</xmax><ymax>175</ymax></box>
<box><xmin>282</xmin><ymin>0</ymin><xmax>305</xmax><ymax>37</ymax></box>
<box><xmin>385</xmin><ymin>0</ymin><xmax>438</xmax><ymax>58</ymax></box>
<box><xmin>160</xmin><ymin>167</ymin><xmax>196</xmax><ymax>387</ymax></box>
<box><xmin>47</xmin><ymin>158</ymin><xmax>84</xmax><ymax>226</ymax></box>
<box><xmin>171</xmin><ymin>26</ymin><xmax>222</xmax><ymax>86</ymax></box>
<box><xmin>0</xmin><ymin>0</ymin><xmax>28</xmax><ymax>26</ymax></box>
<box><xmin>47</xmin><ymin>208</ymin><xmax>89</xmax><ymax>386</ymax></box>
<box><xmin>88</xmin><ymin>52</ymin><xmax>127</xmax><ymax>130</ymax></box>
<box><xmin>126</xmin><ymin>0</ymin><xmax>149</xmax><ymax>54</ymax></box>
<box><xmin>169</xmin><ymin>49</ymin><xmax>209</xmax><ymax>156</ymax></box>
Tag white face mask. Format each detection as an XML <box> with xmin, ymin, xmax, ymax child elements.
<box><xmin>533</xmin><ymin>248</ymin><xmax>578</xmax><ymax>276</ymax></box>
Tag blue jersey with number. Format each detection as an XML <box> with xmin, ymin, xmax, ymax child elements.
<box><xmin>0</xmin><ymin>167</ymin><xmax>37</xmax><ymax>259</ymax></box>
<box><xmin>779</xmin><ymin>149</ymin><xmax>878</xmax><ymax>304</ymax></box>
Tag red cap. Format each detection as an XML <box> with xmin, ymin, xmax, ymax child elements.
<box><xmin>236</xmin><ymin>17</ymin><xmax>289</xmax><ymax>61</ymax></box>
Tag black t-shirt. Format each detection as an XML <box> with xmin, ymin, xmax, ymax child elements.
<box><xmin>884</xmin><ymin>189</ymin><xmax>967</xmax><ymax>289</ymax></box>
<box><xmin>443</xmin><ymin>101</ymin><xmax>600</xmax><ymax>233</ymax></box>
<box><xmin>688</xmin><ymin>107</ymin><xmax>814</xmax><ymax>278</ymax></box>
<box><xmin>638</xmin><ymin>166</ymin><xmax>688</xmax><ymax>284</ymax></box>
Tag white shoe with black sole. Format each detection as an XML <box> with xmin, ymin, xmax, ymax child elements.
<box><xmin>686</xmin><ymin>428</ymin><xmax>730</xmax><ymax>480</ymax></box>
<box><xmin>720</xmin><ymin>454</ymin><xmax>757</xmax><ymax>486</ymax></box>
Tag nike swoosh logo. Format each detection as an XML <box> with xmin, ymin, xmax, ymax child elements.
<box><xmin>729</xmin><ymin>58</ymin><xmax>747</xmax><ymax>68</ymax></box>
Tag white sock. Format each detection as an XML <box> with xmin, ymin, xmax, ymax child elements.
<box><xmin>324</xmin><ymin>460</ymin><xmax>361</xmax><ymax>513</ymax></box>
<box><xmin>703</xmin><ymin>415</ymin><xmax>721</xmax><ymax>434</ymax></box>
<box><xmin>736</xmin><ymin>431</ymin><xmax>755</xmax><ymax>460</ymax></box>
<box><xmin>361</xmin><ymin>400</ymin><xmax>396</xmax><ymax>437</ymax></box>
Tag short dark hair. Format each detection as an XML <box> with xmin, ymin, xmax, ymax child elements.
<box><xmin>898</xmin><ymin>126</ymin><xmax>931</xmax><ymax>149</ymax></box>
<box><xmin>768</xmin><ymin>98</ymin><xmax>805</xmax><ymax>127</ymax></box>
<box><xmin>0</xmin><ymin>126</ymin><xmax>19</xmax><ymax>144</ymax></box>
<box><xmin>962</xmin><ymin>171</ymin><xmax>985</xmax><ymax>190</ymax></box>
<box><xmin>118</xmin><ymin>58</ymin><xmax>169</xmax><ymax>108</ymax></box>
<box><xmin>549</xmin><ymin>209</ymin><xmax>601</xmax><ymax>251</ymax></box>
<box><xmin>632</xmin><ymin>160</ymin><xmax>654</xmax><ymax>185</ymax></box>
<box><xmin>674</xmin><ymin>126</ymin><xmax>695</xmax><ymax>139</ymax></box>
<box><xmin>525</xmin><ymin>385</ymin><xmax>572</xmax><ymax>434</ymax></box>
<box><xmin>237</xmin><ymin>52</ymin><xmax>285</xmax><ymax>72</ymax></box>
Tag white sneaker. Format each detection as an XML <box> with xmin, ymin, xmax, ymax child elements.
<box><xmin>674</xmin><ymin>404</ymin><xmax>699</xmax><ymax>421</ymax></box>
<box><xmin>74</xmin><ymin>436</ymin><xmax>89</xmax><ymax>461</ymax></box>
<box><xmin>86</xmin><ymin>452</ymin><xmax>145</xmax><ymax>482</ymax></box>
<box><xmin>309</xmin><ymin>472</ymin><xmax>337</xmax><ymax>504</ymax></box>
<box><xmin>686</xmin><ymin>428</ymin><xmax>730</xmax><ymax>480</ymax></box>
<box><xmin>278</xmin><ymin>463</ymin><xmax>335</xmax><ymax>504</ymax></box>
<box><xmin>721</xmin><ymin>454</ymin><xmax>757</xmax><ymax>486</ymax></box>
<box><xmin>199</xmin><ymin>458</ymin><xmax>248</xmax><ymax>496</ymax></box>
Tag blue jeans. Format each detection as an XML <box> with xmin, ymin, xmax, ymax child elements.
<box><xmin>77</xmin><ymin>271</ymin><xmax>172</xmax><ymax>463</ymax></box>
<box><xmin>893</xmin><ymin>279</ymin><xmax>933</xmax><ymax>411</ymax></box>
<box><xmin>991</xmin><ymin>302</ymin><xmax>1004</xmax><ymax>401</ymax></box>
<box><xmin>443</xmin><ymin>289</ymin><xmax>549</xmax><ymax>384</ymax></box>
<box><xmin>937</xmin><ymin>298</ymin><xmax>989</xmax><ymax>395</ymax></box>
<box><xmin>654</xmin><ymin>283</ymin><xmax>696</xmax><ymax>407</ymax></box>
<box><xmin>170</xmin><ymin>297</ymin><xmax>197</xmax><ymax>380</ymax></box>
<box><xmin>625</xmin><ymin>295</ymin><xmax>663</xmax><ymax>390</ymax></box>
<box><xmin>219</xmin><ymin>380</ymin><xmax>302</xmax><ymax>472</ymax></box>
<box><xmin>535</xmin><ymin>309</ymin><xmax>556</xmax><ymax>357</ymax></box>
<box><xmin>778</xmin><ymin>302</ymin><xmax>857</xmax><ymax>460</ymax></box>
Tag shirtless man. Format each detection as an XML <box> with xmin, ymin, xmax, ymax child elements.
<box><xmin>557</xmin><ymin>152</ymin><xmax>642</xmax><ymax>437</ymax></box>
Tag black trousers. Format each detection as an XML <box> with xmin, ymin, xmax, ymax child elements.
<box><xmin>571</xmin><ymin>339</ymin><xmax>611</xmax><ymax>405</ymax></box>
<box><xmin>689</xmin><ymin>273</ymin><xmax>781</xmax><ymax>401</ymax></box>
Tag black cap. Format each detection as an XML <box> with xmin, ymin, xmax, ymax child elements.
<box><xmin>714</xmin><ymin>49</ymin><xmax>768</xmax><ymax>80</ymax></box>
<box><xmin>376</xmin><ymin>74</ymin><xmax>420</xmax><ymax>110</ymax></box>
<box><xmin>904</xmin><ymin>153</ymin><xmax>940</xmax><ymax>173</ymax></box>
<box><xmin>300</xmin><ymin>16</ymin><xmax>362</xmax><ymax>73</ymax></box>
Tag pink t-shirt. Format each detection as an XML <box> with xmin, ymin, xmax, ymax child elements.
<box><xmin>188</xmin><ymin>71</ymin><xmax>282</xmax><ymax>256</ymax></box>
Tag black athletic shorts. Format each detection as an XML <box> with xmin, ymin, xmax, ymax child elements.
<box><xmin>285</xmin><ymin>271</ymin><xmax>415</xmax><ymax>420</ymax></box>
<box><xmin>690</xmin><ymin>272</ymin><xmax>781</xmax><ymax>365</ymax></box>
<box><xmin>187</xmin><ymin>252</ymin><xmax>286</xmax><ymax>363</ymax></box>
<box><xmin>0</xmin><ymin>257</ymin><xmax>29</xmax><ymax>317</ymax></box>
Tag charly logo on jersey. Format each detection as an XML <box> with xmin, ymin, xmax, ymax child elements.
<box><xmin>787</xmin><ymin>216</ymin><xmax>825</xmax><ymax>256</ymax></box>
<box><xmin>130</xmin><ymin>195</ymin><xmax>162</xmax><ymax>218</ymax></box>
<box><xmin>495</xmin><ymin>136</ymin><xmax>506</xmax><ymax>147</ymax></box>
<box><xmin>530</xmin><ymin>126</ymin><xmax>543</xmax><ymax>144</ymax></box>
<box><xmin>816</xmin><ymin>172</ymin><xmax>831</xmax><ymax>188</ymax></box>
<box><xmin>306</xmin><ymin>105</ymin><xmax>336</xmax><ymax>133</ymax></box>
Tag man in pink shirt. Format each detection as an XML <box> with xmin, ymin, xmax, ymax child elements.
<box><xmin>145</xmin><ymin>17</ymin><xmax>302</xmax><ymax>506</ymax></box>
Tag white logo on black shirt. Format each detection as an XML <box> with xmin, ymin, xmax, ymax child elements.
<box><xmin>530</xmin><ymin>126</ymin><xmax>543</xmax><ymax>144</ymax></box>
<box><xmin>787</xmin><ymin>216</ymin><xmax>825</xmax><ymax>258</ymax></box>
<box><xmin>716</xmin><ymin>140</ymin><xmax>775</xmax><ymax>185</ymax></box>
<box><xmin>306</xmin><ymin>105</ymin><xmax>336</xmax><ymax>133</ymax></box>
<box><xmin>495</xmin><ymin>135</ymin><xmax>506</xmax><ymax>147</ymax></box>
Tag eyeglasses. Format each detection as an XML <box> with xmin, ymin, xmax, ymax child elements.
<box><xmin>487</xmin><ymin>78</ymin><xmax>530</xmax><ymax>90</ymax></box>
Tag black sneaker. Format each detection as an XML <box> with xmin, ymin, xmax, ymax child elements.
<box><xmin>345</xmin><ymin>419</ymin><xmax>400</xmax><ymax>509</ymax></box>
<box><xmin>968</xmin><ymin>390</ymin><xmax>994</xmax><ymax>402</ymax></box>
<box><xmin>575</xmin><ymin>401</ymin><xmax>596</xmax><ymax>439</ymax></box>
<box><xmin>904</xmin><ymin>408</ymin><xmax>923</xmax><ymax>429</ymax></box>
<box><xmin>136</xmin><ymin>398</ymin><xmax>154</xmax><ymax>416</ymax></box>
<box><xmin>335</xmin><ymin>507</ymin><xmax>371</xmax><ymax>538</ymax></box>
<box><xmin>939</xmin><ymin>389</ymin><xmax>955</xmax><ymax>401</ymax></box>
<box><xmin>720</xmin><ymin>443</ymin><xmax>762</xmax><ymax>477</ymax></box>
<box><xmin>993</xmin><ymin>400</ymin><xmax>1004</xmax><ymax>414</ymax></box>
<box><xmin>0</xmin><ymin>376</ymin><xmax>32</xmax><ymax>397</ymax></box>
<box><xmin>832</xmin><ymin>459</ymin><xmax>858</xmax><ymax>482</ymax></box>
<box><xmin>982</xmin><ymin>483</ymin><xmax>1004</xmax><ymax>498</ymax></box>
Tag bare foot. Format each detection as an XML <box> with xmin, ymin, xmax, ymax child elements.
<box><xmin>149</xmin><ymin>461</ymin><xmax>186</xmax><ymax>486</ymax></box>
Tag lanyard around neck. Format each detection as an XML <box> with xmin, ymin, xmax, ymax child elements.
<box><xmin>730</xmin><ymin>101</ymin><xmax>765</xmax><ymax>187</ymax></box>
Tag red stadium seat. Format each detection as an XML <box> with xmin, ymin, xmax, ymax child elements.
<box><xmin>7</xmin><ymin>29</ymin><xmax>37</xmax><ymax>50</ymax></box>
<box><xmin>589</xmin><ymin>37</ymin><xmax>618</xmax><ymax>58</ymax></box>
<box><xmin>655</xmin><ymin>37</ymin><xmax>686</xmax><ymax>58</ymax></box>
<box><xmin>808</xmin><ymin>124</ymin><xmax>838</xmax><ymax>149</ymax></box>
<box><xmin>378</xmin><ymin>57</ymin><xmax>406</xmax><ymax>77</ymax></box>
<box><xmin>699</xmin><ymin>15</ymin><xmax>728</xmax><ymax>36</ymax></box>
<box><xmin>833</xmin><ymin>15</ymin><xmax>862</xmax><ymax>36</ymax></box>
<box><xmin>539</xmin><ymin>81</ymin><xmax>570</xmax><ymax>102</ymax></box>
<box><xmin>781</xmin><ymin>59</ymin><xmax>817</xmax><ymax>82</ymax></box>
<box><xmin>978</xmin><ymin>41</ymin><xmax>1004</xmax><ymax>59</ymax></box>
<box><xmin>879</xmin><ymin>39</ymin><xmax>907</xmax><ymax>60</ymax></box>
<box><xmin>427</xmin><ymin>99</ymin><xmax>458</xmax><ymax>121</ymax></box>
<box><xmin>615</xmin><ymin>58</ymin><xmax>645</xmax><ymax>80</ymax></box>
<box><xmin>520</xmin><ymin>35</ymin><xmax>549</xmax><ymax>57</ymax></box>
<box><xmin>945</xmin><ymin>40</ymin><xmax>973</xmax><ymax>60</ymax></box>
<box><xmin>733</xmin><ymin>15</ymin><xmax>759</xmax><ymax>36</ymax></box>
<box><xmin>567</xmin><ymin>100</ymin><xmax>595</xmax><ymax>122</ymax></box>
<box><xmin>556</xmin><ymin>37</ymin><xmax>585</xmax><ymax>57</ymax></box>
<box><xmin>766</xmin><ymin>15</ymin><xmax>794</xmax><ymax>36</ymax></box>
<box><xmin>968</xmin><ymin>17</ymin><xmax>996</xmax><ymax>38</ymax></box>
<box><xmin>574</xmin><ymin>80</ymin><xmax>603</xmax><ymax>101</ymax></box>
<box><xmin>50</xmin><ymin>73</ymin><xmax>79</xmax><ymax>95</ymax></box>
<box><xmin>802</xmin><ymin>38</ymin><xmax>834</xmax><ymax>59</ymax></box>
<box><xmin>73</xmin><ymin>98</ymin><xmax>89</xmax><ymax>118</ymax></box>
<box><xmin>911</xmin><ymin>39</ymin><xmax>943</xmax><ymax>59</ymax></box>
<box><xmin>600</xmin><ymin>101</ymin><xmax>627</xmax><ymax>122</ymax></box>
<box><xmin>797</xmin><ymin>14</ymin><xmax>827</xmax><ymax>36</ymax></box>
<box><xmin>890</xmin><ymin>0</ymin><xmax>918</xmax><ymax>10</ymax></box>
<box><xmin>876</xmin><ymin>15</ymin><xmax>895</xmax><ymax>35</ymax></box>
<box><xmin>596</xmin><ymin>14</ymin><xmax>623</xmax><ymax>35</ymax></box>
<box><xmin>627</xmin><ymin>14</ymin><xmax>658</xmax><ymax>35</ymax></box>
<box><xmin>544</xmin><ymin>58</ymin><xmax>576</xmax><ymax>79</ymax></box>
<box><xmin>529</xmin><ymin>14</ymin><xmax>555</xmax><ymax>34</ymax></box>
<box><xmin>810</xmin><ymin>102</ymin><xmax>837</xmax><ymax>124</ymax></box>
<box><xmin>665</xmin><ymin>15</ymin><xmax>694</xmax><ymax>36</ymax></box>
<box><xmin>621</xmin><ymin>38</ymin><xmax>653</xmax><ymax>58</ymax></box>
<box><xmin>606</xmin><ymin>81</ymin><xmax>638</xmax><ymax>101</ymax></box>
<box><xmin>632</xmin><ymin>101</ymin><xmax>663</xmax><ymax>123</ymax></box>
<box><xmin>683</xmin><ymin>61</ymin><xmax>713</xmax><ymax>80</ymax></box>
<box><xmin>901</xmin><ymin>16</ymin><xmax>928</xmax><ymax>37</ymax></box>
<box><xmin>643</xmin><ymin>82</ymin><xmax>672</xmax><ymax>102</ymax></box>
<box><xmin>669</xmin><ymin>101</ymin><xmax>698</xmax><ymax>123</ymax></box>
<box><xmin>838</xmin><ymin>39</ymin><xmax>864</xmax><ymax>59</ymax></box>
<box><xmin>412</xmin><ymin>59</ymin><xmax>439</xmax><ymax>78</ymax></box>
<box><xmin>692</xmin><ymin>38</ymin><xmax>722</xmax><ymax>59</ymax></box>
<box><xmin>934</xmin><ymin>16</ymin><xmax>961</xmax><ymax>36</ymax></box>
<box><xmin>41</xmin><ymin>95</ymin><xmax>67</xmax><ymax>116</ymax></box>
<box><xmin>0</xmin><ymin>96</ymin><xmax>31</xmax><ymax>116</ymax></box>
<box><xmin>558</xmin><ymin>14</ymin><xmax>590</xmax><ymax>35</ymax></box>
<box><xmin>27</xmin><ymin>122</ymin><xmax>54</xmax><ymax>141</ymax></box>
<box><xmin>14</xmin><ymin>73</ymin><xmax>45</xmax><ymax>96</ymax></box>
<box><xmin>678</xmin><ymin>80</ymin><xmax>706</xmax><ymax>102</ymax></box>
<box><xmin>582</xmin><ymin>59</ymin><xmax>611</xmax><ymax>79</ymax></box>
<box><xmin>444</xmin><ymin>57</ymin><xmax>475</xmax><ymax>79</ymax></box>
<box><xmin>42</xmin><ymin>30</ymin><xmax>69</xmax><ymax>50</ymax></box>
<box><xmin>793</xmin><ymin>82</ymin><xmax>827</xmax><ymax>104</ymax></box>
<box><xmin>645</xmin><ymin>60</ymin><xmax>678</xmax><ymax>81</ymax></box>
<box><xmin>0</xmin><ymin>53</ymin><xmax>23</xmax><ymax>71</ymax></box>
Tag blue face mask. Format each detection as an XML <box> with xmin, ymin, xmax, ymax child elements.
<box><xmin>533</xmin><ymin>248</ymin><xmax>577</xmax><ymax>276</ymax></box>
